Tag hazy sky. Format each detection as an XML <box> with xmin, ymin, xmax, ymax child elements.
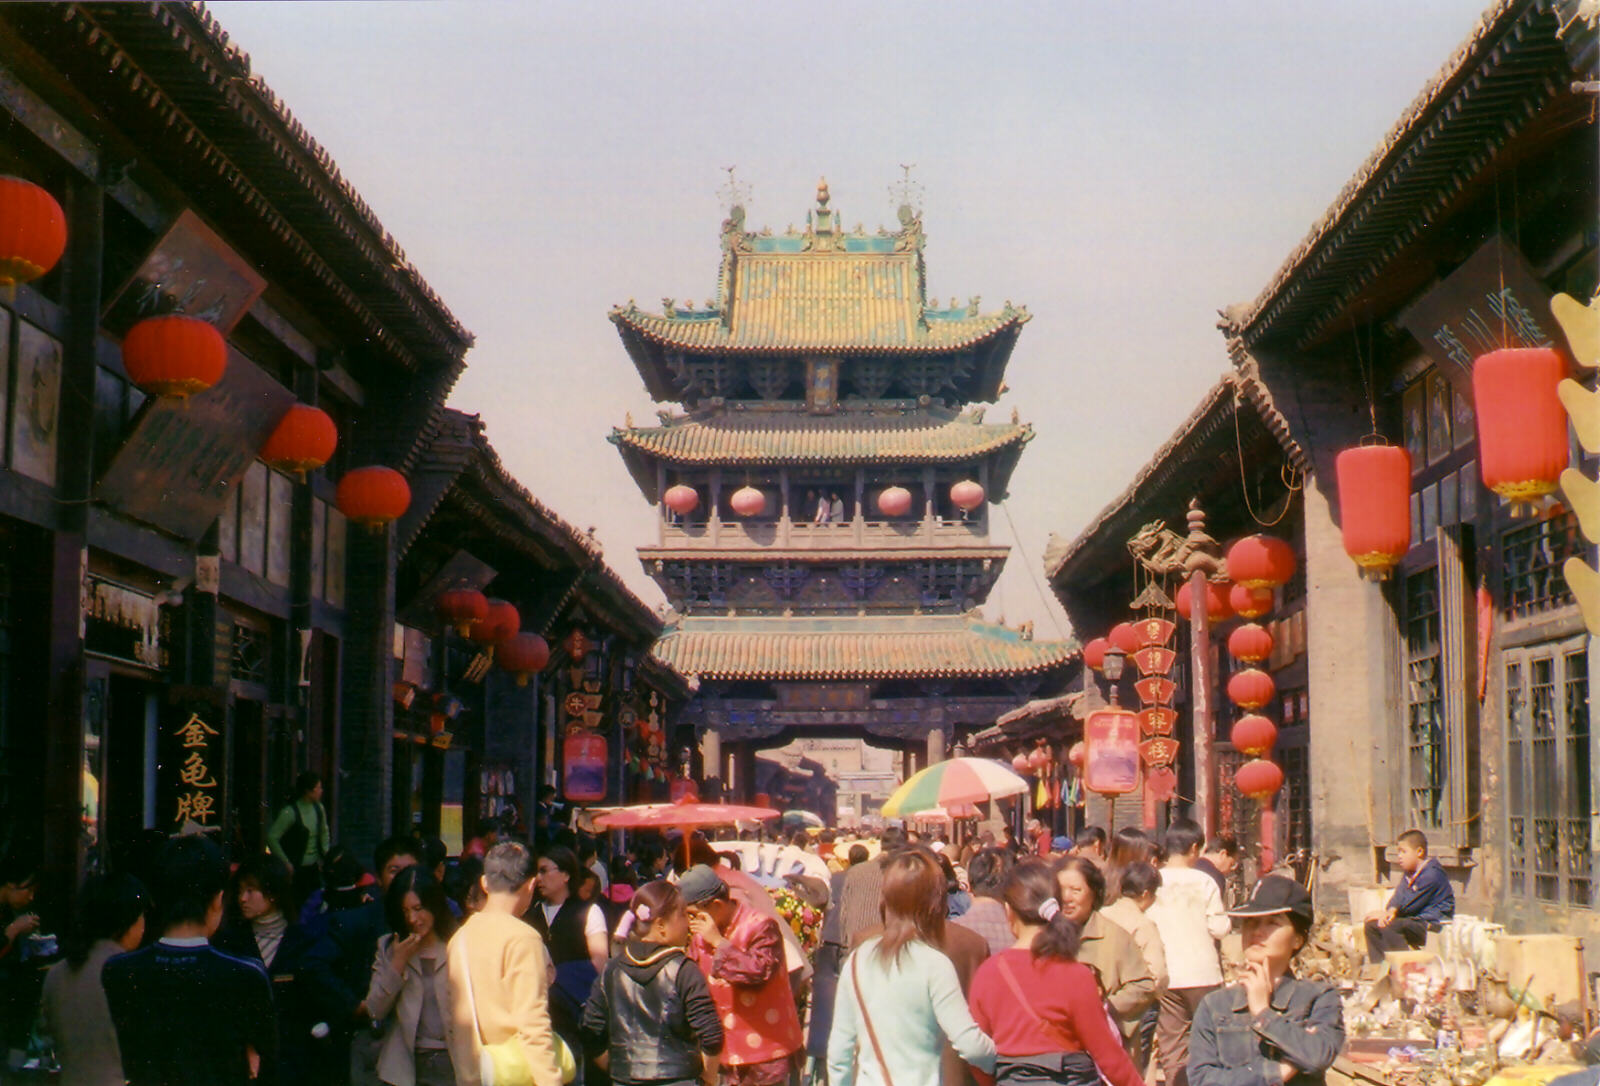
<box><xmin>208</xmin><ymin>0</ymin><xmax>1491</xmax><ymax>638</ymax></box>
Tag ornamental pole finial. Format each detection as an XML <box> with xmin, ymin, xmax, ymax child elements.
<box><xmin>816</xmin><ymin>177</ymin><xmax>830</xmax><ymax>208</ymax></box>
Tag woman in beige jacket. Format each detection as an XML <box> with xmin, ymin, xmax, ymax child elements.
<box><xmin>365</xmin><ymin>868</ymin><xmax>459</xmax><ymax>1086</ymax></box>
<box><xmin>1054</xmin><ymin>856</ymin><xmax>1158</xmax><ymax>1040</ymax></box>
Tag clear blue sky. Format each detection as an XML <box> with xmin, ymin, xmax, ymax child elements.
<box><xmin>209</xmin><ymin>0</ymin><xmax>1492</xmax><ymax>637</ymax></box>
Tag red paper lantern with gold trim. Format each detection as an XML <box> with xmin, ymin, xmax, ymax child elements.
<box><xmin>1175</xmin><ymin>579</ymin><xmax>1233</xmax><ymax>622</ymax></box>
<box><xmin>1336</xmin><ymin>442</ymin><xmax>1411</xmax><ymax>579</ymax></box>
<box><xmin>1067</xmin><ymin>741</ymin><xmax>1085</xmax><ymax>769</ymax></box>
<box><xmin>0</xmin><ymin>176</ymin><xmax>66</xmax><ymax>287</ymax></box>
<box><xmin>1236</xmin><ymin>758</ymin><xmax>1285</xmax><ymax>801</ymax></box>
<box><xmin>1229</xmin><ymin>584</ymin><xmax>1274</xmax><ymax>619</ymax></box>
<box><xmin>1230</xmin><ymin>714</ymin><xmax>1278</xmax><ymax>757</ymax></box>
<box><xmin>336</xmin><ymin>466</ymin><xmax>411</xmax><ymax>529</ymax></box>
<box><xmin>1227</xmin><ymin>623</ymin><xmax>1274</xmax><ymax>664</ymax></box>
<box><xmin>122</xmin><ymin>315</ymin><xmax>228</xmax><ymax>400</ymax></box>
<box><xmin>877</xmin><ymin>486</ymin><xmax>913</xmax><ymax>517</ymax></box>
<box><xmin>663</xmin><ymin>484</ymin><xmax>700</xmax><ymax>515</ymax></box>
<box><xmin>1227</xmin><ymin>668</ymin><xmax>1276</xmax><ymax>711</ymax></box>
<box><xmin>261</xmin><ymin>404</ymin><xmax>338</xmax><ymax>477</ymax></box>
<box><xmin>470</xmin><ymin>599</ymin><xmax>520</xmax><ymax>646</ymax></box>
<box><xmin>1227</xmin><ymin>535</ymin><xmax>1296</xmax><ymax>590</ymax></box>
<box><xmin>498</xmin><ymin>633</ymin><xmax>551</xmax><ymax>686</ymax></box>
<box><xmin>436</xmin><ymin>585</ymin><xmax>488</xmax><ymax>637</ymax></box>
<box><xmin>1082</xmin><ymin>637</ymin><xmax>1109</xmax><ymax>673</ymax></box>
<box><xmin>1473</xmin><ymin>347</ymin><xmax>1569</xmax><ymax>510</ymax></box>
<box><xmin>1108</xmin><ymin>622</ymin><xmax>1141</xmax><ymax>655</ymax></box>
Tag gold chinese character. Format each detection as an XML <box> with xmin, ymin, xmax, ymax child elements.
<box><xmin>178</xmin><ymin>751</ymin><xmax>216</xmax><ymax>788</ymax></box>
<box><xmin>173</xmin><ymin>713</ymin><xmax>218</xmax><ymax>749</ymax></box>
<box><xmin>175</xmin><ymin>790</ymin><xmax>217</xmax><ymax>825</ymax></box>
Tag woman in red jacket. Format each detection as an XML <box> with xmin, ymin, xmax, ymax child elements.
<box><xmin>968</xmin><ymin>861</ymin><xmax>1145</xmax><ymax>1086</ymax></box>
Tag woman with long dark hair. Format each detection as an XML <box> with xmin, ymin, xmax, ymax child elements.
<box><xmin>364</xmin><ymin>867</ymin><xmax>459</xmax><ymax>1086</ymax></box>
<box><xmin>41</xmin><ymin>873</ymin><xmax>146</xmax><ymax>1086</ymax></box>
<box><xmin>826</xmin><ymin>850</ymin><xmax>996</xmax><ymax>1086</ymax></box>
<box><xmin>967</xmin><ymin>861</ymin><xmax>1144</xmax><ymax>1086</ymax></box>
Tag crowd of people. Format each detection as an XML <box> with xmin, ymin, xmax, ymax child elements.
<box><xmin>1</xmin><ymin>778</ymin><xmax>1383</xmax><ymax>1086</ymax></box>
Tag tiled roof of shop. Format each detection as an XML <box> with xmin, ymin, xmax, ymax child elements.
<box><xmin>611</xmin><ymin>412</ymin><xmax>1032</xmax><ymax>465</ymax></box>
<box><xmin>651</xmin><ymin>616</ymin><xmax>1077</xmax><ymax>681</ymax></box>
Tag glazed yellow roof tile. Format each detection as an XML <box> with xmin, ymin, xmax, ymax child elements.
<box><xmin>612</xmin><ymin>413</ymin><xmax>1032</xmax><ymax>465</ymax></box>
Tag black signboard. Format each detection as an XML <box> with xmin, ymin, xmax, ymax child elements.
<box><xmin>158</xmin><ymin>692</ymin><xmax>227</xmax><ymax>834</ymax></box>
<box><xmin>102</xmin><ymin>210</ymin><xmax>266</xmax><ymax>336</ymax></box>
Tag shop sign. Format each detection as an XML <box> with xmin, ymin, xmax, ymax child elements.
<box><xmin>1140</xmin><ymin>736</ymin><xmax>1180</xmax><ymax>767</ymax></box>
<box><xmin>1132</xmin><ymin>647</ymin><xmax>1176</xmax><ymax>676</ymax></box>
<box><xmin>1082</xmin><ymin>708</ymin><xmax>1140</xmax><ymax>795</ymax></box>
<box><xmin>563</xmin><ymin>731</ymin><xmax>608</xmax><ymax>803</ymax></box>
<box><xmin>1139</xmin><ymin>707</ymin><xmax>1177</xmax><ymax>736</ymax></box>
<box><xmin>1135</xmin><ymin>618</ymin><xmax>1175</xmax><ymax>647</ymax></box>
<box><xmin>1134</xmin><ymin>676</ymin><xmax>1176</xmax><ymax>705</ymax></box>
<box><xmin>83</xmin><ymin>576</ymin><xmax>167</xmax><ymax>669</ymax></box>
<box><xmin>158</xmin><ymin>697</ymin><xmax>225</xmax><ymax>831</ymax></box>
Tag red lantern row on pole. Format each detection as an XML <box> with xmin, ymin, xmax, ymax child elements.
<box><xmin>1473</xmin><ymin>347</ymin><xmax>1569</xmax><ymax>515</ymax></box>
<box><xmin>0</xmin><ymin>176</ymin><xmax>66</xmax><ymax>287</ymax></box>
<box><xmin>1226</xmin><ymin>623</ymin><xmax>1273</xmax><ymax>665</ymax></box>
<box><xmin>1176</xmin><ymin>579</ymin><xmax>1233</xmax><ymax>622</ymax></box>
<box><xmin>1236</xmin><ymin>759</ymin><xmax>1285</xmax><ymax>802</ymax></box>
<box><xmin>1335</xmin><ymin>442</ymin><xmax>1411</xmax><ymax>580</ymax></box>
<box><xmin>1229</xmin><ymin>584</ymin><xmax>1274</xmax><ymax>619</ymax></box>
<box><xmin>436</xmin><ymin>585</ymin><xmax>488</xmax><ymax>637</ymax></box>
<box><xmin>1226</xmin><ymin>535</ymin><xmax>1296</xmax><ymax>590</ymax></box>
<box><xmin>1226</xmin><ymin>668</ymin><xmax>1276</xmax><ymax>711</ymax></box>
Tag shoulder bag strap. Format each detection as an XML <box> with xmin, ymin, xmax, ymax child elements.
<box><xmin>850</xmin><ymin>952</ymin><xmax>894</xmax><ymax>1086</ymax></box>
<box><xmin>995</xmin><ymin>954</ymin><xmax>1079</xmax><ymax>1052</ymax></box>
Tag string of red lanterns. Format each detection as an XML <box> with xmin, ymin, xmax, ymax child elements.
<box><xmin>436</xmin><ymin>585</ymin><xmax>489</xmax><ymax>637</ymax></box>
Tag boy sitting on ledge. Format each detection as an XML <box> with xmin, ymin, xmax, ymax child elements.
<box><xmin>1364</xmin><ymin>828</ymin><xmax>1454</xmax><ymax>963</ymax></box>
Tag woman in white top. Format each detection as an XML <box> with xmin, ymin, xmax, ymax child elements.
<box><xmin>365</xmin><ymin>867</ymin><xmax>459</xmax><ymax>1086</ymax></box>
<box><xmin>827</xmin><ymin>850</ymin><xmax>996</xmax><ymax>1086</ymax></box>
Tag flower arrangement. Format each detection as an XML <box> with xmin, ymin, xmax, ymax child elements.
<box><xmin>769</xmin><ymin>886</ymin><xmax>823</xmax><ymax>953</ymax></box>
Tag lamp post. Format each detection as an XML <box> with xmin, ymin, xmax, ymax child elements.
<box><xmin>1101</xmin><ymin>644</ymin><xmax>1125</xmax><ymax>706</ymax></box>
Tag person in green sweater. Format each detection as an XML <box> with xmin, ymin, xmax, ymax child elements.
<box><xmin>267</xmin><ymin>772</ymin><xmax>332</xmax><ymax>909</ymax></box>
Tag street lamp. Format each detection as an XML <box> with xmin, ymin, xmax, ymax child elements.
<box><xmin>1101</xmin><ymin>645</ymin><xmax>1125</xmax><ymax>706</ymax></box>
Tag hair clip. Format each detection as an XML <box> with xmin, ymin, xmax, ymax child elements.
<box><xmin>1037</xmin><ymin>897</ymin><xmax>1061</xmax><ymax>922</ymax></box>
<box><xmin>635</xmin><ymin>904</ymin><xmax>652</xmax><ymax>922</ymax></box>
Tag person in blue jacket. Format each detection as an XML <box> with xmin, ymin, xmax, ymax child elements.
<box><xmin>1364</xmin><ymin>829</ymin><xmax>1454</xmax><ymax>963</ymax></box>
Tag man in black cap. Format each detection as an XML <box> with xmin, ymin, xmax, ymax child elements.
<box><xmin>1187</xmin><ymin>876</ymin><xmax>1346</xmax><ymax>1086</ymax></box>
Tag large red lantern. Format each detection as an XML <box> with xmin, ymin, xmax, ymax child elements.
<box><xmin>663</xmin><ymin>484</ymin><xmax>700</xmax><ymax>515</ymax></box>
<box><xmin>1229</xmin><ymin>583</ymin><xmax>1274</xmax><ymax>619</ymax></box>
<box><xmin>0</xmin><ymin>177</ymin><xmax>65</xmax><ymax>287</ymax></box>
<box><xmin>470</xmin><ymin>599</ymin><xmax>521</xmax><ymax>645</ymax></box>
<box><xmin>436</xmin><ymin>585</ymin><xmax>488</xmax><ymax>637</ymax></box>
<box><xmin>950</xmin><ymin>480</ymin><xmax>986</xmax><ymax>511</ymax></box>
<box><xmin>1011</xmin><ymin>753</ymin><xmax>1030</xmax><ymax>774</ymax></box>
<box><xmin>877</xmin><ymin>486</ymin><xmax>913</xmax><ymax>517</ymax></box>
<box><xmin>261</xmin><ymin>404</ymin><xmax>338</xmax><ymax>477</ymax></box>
<box><xmin>122</xmin><ymin>315</ymin><xmax>228</xmax><ymax>400</ymax></box>
<box><xmin>1236</xmin><ymin>758</ymin><xmax>1285</xmax><ymax>802</ymax></box>
<box><xmin>1082</xmin><ymin>637</ymin><xmax>1109</xmax><ymax>672</ymax></box>
<box><xmin>498</xmin><ymin>633</ymin><xmax>551</xmax><ymax>686</ymax></box>
<box><xmin>1473</xmin><ymin>347</ymin><xmax>1569</xmax><ymax>511</ymax></box>
<box><xmin>1230</xmin><ymin>714</ymin><xmax>1279</xmax><ymax>757</ymax></box>
<box><xmin>336</xmin><ymin>466</ymin><xmax>411</xmax><ymax>529</ymax></box>
<box><xmin>1227</xmin><ymin>535</ymin><xmax>1296</xmax><ymax>590</ymax></box>
<box><xmin>1227</xmin><ymin>623</ymin><xmax>1274</xmax><ymax>664</ymax></box>
<box><xmin>1027</xmin><ymin>747</ymin><xmax>1050</xmax><ymax>772</ymax></box>
<box><xmin>1336</xmin><ymin>443</ymin><xmax>1411</xmax><ymax>579</ymax></box>
<box><xmin>1227</xmin><ymin>668</ymin><xmax>1276</xmax><ymax>711</ymax></box>
<box><xmin>729</xmin><ymin>486</ymin><xmax>766</xmax><ymax>517</ymax></box>
<box><xmin>1176</xmin><ymin>579</ymin><xmax>1234</xmax><ymax>622</ymax></box>
<box><xmin>1067</xmin><ymin>741</ymin><xmax>1086</xmax><ymax>769</ymax></box>
<box><xmin>1108</xmin><ymin>622</ymin><xmax>1142</xmax><ymax>655</ymax></box>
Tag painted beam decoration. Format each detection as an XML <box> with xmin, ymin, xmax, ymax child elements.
<box><xmin>1555</xmin><ymin>291</ymin><xmax>1600</xmax><ymax>635</ymax></box>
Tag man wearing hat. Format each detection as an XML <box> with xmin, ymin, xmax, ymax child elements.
<box><xmin>1187</xmin><ymin>876</ymin><xmax>1346</xmax><ymax>1086</ymax></box>
<box><xmin>680</xmin><ymin>865</ymin><xmax>803</xmax><ymax>1086</ymax></box>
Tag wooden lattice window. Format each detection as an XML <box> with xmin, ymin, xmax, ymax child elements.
<box><xmin>1404</xmin><ymin>568</ymin><xmax>1446</xmax><ymax>830</ymax></box>
<box><xmin>1501</xmin><ymin>511</ymin><xmax>1580</xmax><ymax>618</ymax></box>
<box><xmin>1504</xmin><ymin>642</ymin><xmax>1593</xmax><ymax>907</ymax></box>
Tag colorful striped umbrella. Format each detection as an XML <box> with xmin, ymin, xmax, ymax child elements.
<box><xmin>880</xmin><ymin>757</ymin><xmax>1028</xmax><ymax>818</ymax></box>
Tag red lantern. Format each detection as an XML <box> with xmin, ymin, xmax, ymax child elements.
<box><xmin>1229</xmin><ymin>583</ymin><xmax>1274</xmax><ymax>619</ymax></box>
<box><xmin>729</xmin><ymin>486</ymin><xmax>766</xmax><ymax>517</ymax></box>
<box><xmin>1067</xmin><ymin>741</ymin><xmax>1085</xmax><ymax>769</ymax></box>
<box><xmin>122</xmin><ymin>315</ymin><xmax>228</xmax><ymax>400</ymax></box>
<box><xmin>498</xmin><ymin>632</ymin><xmax>551</xmax><ymax>685</ymax></box>
<box><xmin>1083</xmin><ymin>637</ymin><xmax>1109</xmax><ymax>672</ymax></box>
<box><xmin>1011</xmin><ymin>753</ymin><xmax>1030</xmax><ymax>774</ymax></box>
<box><xmin>470</xmin><ymin>599</ymin><xmax>520</xmax><ymax>645</ymax></box>
<box><xmin>1175</xmin><ymin>580</ymin><xmax>1234</xmax><ymax>622</ymax></box>
<box><xmin>1336</xmin><ymin>442</ymin><xmax>1411</xmax><ymax>580</ymax></box>
<box><xmin>1108</xmin><ymin>622</ymin><xmax>1141</xmax><ymax>655</ymax></box>
<box><xmin>1227</xmin><ymin>668</ymin><xmax>1276</xmax><ymax>711</ymax></box>
<box><xmin>950</xmin><ymin>480</ymin><xmax>986</xmax><ymax>511</ymax></box>
<box><xmin>663</xmin><ymin>484</ymin><xmax>700</xmax><ymax>515</ymax></box>
<box><xmin>261</xmin><ymin>404</ymin><xmax>337</xmax><ymax>477</ymax></box>
<box><xmin>1230</xmin><ymin>714</ymin><xmax>1278</xmax><ymax>757</ymax></box>
<box><xmin>336</xmin><ymin>466</ymin><xmax>411</xmax><ymax>529</ymax></box>
<box><xmin>1473</xmin><ymin>347</ymin><xmax>1569</xmax><ymax>511</ymax></box>
<box><xmin>1027</xmin><ymin>747</ymin><xmax>1050</xmax><ymax>772</ymax></box>
<box><xmin>0</xmin><ymin>177</ymin><xmax>66</xmax><ymax>287</ymax></box>
<box><xmin>1227</xmin><ymin>535</ymin><xmax>1296</xmax><ymax>589</ymax></box>
<box><xmin>563</xmin><ymin>628</ymin><xmax>591</xmax><ymax>662</ymax></box>
<box><xmin>877</xmin><ymin>486</ymin><xmax>913</xmax><ymax>517</ymax></box>
<box><xmin>1227</xmin><ymin>623</ymin><xmax>1274</xmax><ymax>664</ymax></box>
<box><xmin>1236</xmin><ymin>758</ymin><xmax>1285</xmax><ymax>802</ymax></box>
<box><xmin>436</xmin><ymin>585</ymin><xmax>488</xmax><ymax>637</ymax></box>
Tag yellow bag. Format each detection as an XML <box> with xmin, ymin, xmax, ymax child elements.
<box><xmin>459</xmin><ymin>936</ymin><xmax>577</xmax><ymax>1086</ymax></box>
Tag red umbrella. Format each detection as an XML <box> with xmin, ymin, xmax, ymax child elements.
<box><xmin>594</xmin><ymin>798</ymin><xmax>781</xmax><ymax>867</ymax></box>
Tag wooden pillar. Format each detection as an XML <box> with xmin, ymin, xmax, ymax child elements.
<box><xmin>926</xmin><ymin>727</ymin><xmax>945</xmax><ymax>768</ymax></box>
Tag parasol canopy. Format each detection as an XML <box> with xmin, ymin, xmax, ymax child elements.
<box><xmin>880</xmin><ymin>757</ymin><xmax>1027</xmax><ymax>818</ymax></box>
<box><xmin>910</xmin><ymin>803</ymin><xmax>980</xmax><ymax>823</ymax></box>
<box><xmin>781</xmin><ymin>810</ymin><xmax>824</xmax><ymax>829</ymax></box>
<box><xmin>594</xmin><ymin>798</ymin><xmax>781</xmax><ymax>830</ymax></box>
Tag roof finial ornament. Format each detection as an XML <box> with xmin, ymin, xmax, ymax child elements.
<box><xmin>816</xmin><ymin>176</ymin><xmax>830</xmax><ymax>208</ymax></box>
<box><xmin>890</xmin><ymin>163</ymin><xmax>924</xmax><ymax>222</ymax></box>
<box><xmin>718</xmin><ymin>166</ymin><xmax>751</xmax><ymax>217</ymax></box>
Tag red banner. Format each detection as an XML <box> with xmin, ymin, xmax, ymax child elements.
<box><xmin>1133</xmin><ymin>647</ymin><xmax>1176</xmax><ymax>676</ymax></box>
<box><xmin>1139</xmin><ymin>707</ymin><xmax>1177</xmax><ymax>736</ymax></box>
<box><xmin>1135</xmin><ymin>676</ymin><xmax>1177</xmax><ymax>705</ymax></box>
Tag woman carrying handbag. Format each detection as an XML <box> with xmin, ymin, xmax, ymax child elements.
<box><xmin>365</xmin><ymin>869</ymin><xmax>459</xmax><ymax>1086</ymax></box>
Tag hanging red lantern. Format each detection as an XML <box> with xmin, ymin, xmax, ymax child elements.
<box><xmin>1067</xmin><ymin>741</ymin><xmax>1086</xmax><ymax>769</ymax></box>
<box><xmin>1230</xmin><ymin>714</ymin><xmax>1279</xmax><ymax>757</ymax></box>
<box><xmin>1335</xmin><ymin>442</ymin><xmax>1411</xmax><ymax>579</ymax></box>
<box><xmin>260</xmin><ymin>404</ymin><xmax>338</xmax><ymax>477</ymax></box>
<box><xmin>1473</xmin><ymin>347</ymin><xmax>1569</xmax><ymax>512</ymax></box>
<box><xmin>1229</xmin><ymin>583</ymin><xmax>1274</xmax><ymax>619</ymax></box>
<box><xmin>1082</xmin><ymin>637</ymin><xmax>1109</xmax><ymax>672</ymax></box>
<box><xmin>470</xmin><ymin>599</ymin><xmax>521</xmax><ymax>645</ymax></box>
<box><xmin>1227</xmin><ymin>535</ymin><xmax>1296</xmax><ymax>589</ymax></box>
<box><xmin>1175</xmin><ymin>579</ymin><xmax>1234</xmax><ymax>622</ymax></box>
<box><xmin>563</xmin><ymin>628</ymin><xmax>591</xmax><ymax>662</ymax></box>
<box><xmin>1227</xmin><ymin>623</ymin><xmax>1274</xmax><ymax>664</ymax></box>
<box><xmin>729</xmin><ymin>485</ymin><xmax>766</xmax><ymax>517</ymax></box>
<box><xmin>0</xmin><ymin>176</ymin><xmax>66</xmax><ymax>287</ymax></box>
<box><xmin>1227</xmin><ymin>668</ymin><xmax>1276</xmax><ymax>711</ymax></box>
<box><xmin>1027</xmin><ymin>747</ymin><xmax>1050</xmax><ymax>772</ymax></box>
<box><xmin>498</xmin><ymin>633</ymin><xmax>551</xmax><ymax>686</ymax></box>
<box><xmin>1108</xmin><ymin>622</ymin><xmax>1141</xmax><ymax>655</ymax></box>
<box><xmin>663</xmin><ymin>484</ymin><xmax>700</xmax><ymax>515</ymax></box>
<box><xmin>950</xmin><ymin>480</ymin><xmax>986</xmax><ymax>511</ymax></box>
<box><xmin>1235</xmin><ymin>758</ymin><xmax>1285</xmax><ymax>802</ymax></box>
<box><xmin>877</xmin><ymin>486</ymin><xmax>913</xmax><ymax>517</ymax></box>
<box><xmin>436</xmin><ymin>585</ymin><xmax>489</xmax><ymax>637</ymax></box>
<box><xmin>122</xmin><ymin>315</ymin><xmax>228</xmax><ymax>400</ymax></box>
<box><xmin>336</xmin><ymin>466</ymin><xmax>411</xmax><ymax>529</ymax></box>
<box><xmin>1011</xmin><ymin>753</ymin><xmax>1031</xmax><ymax>774</ymax></box>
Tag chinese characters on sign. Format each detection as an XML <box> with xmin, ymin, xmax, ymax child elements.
<box><xmin>1083</xmin><ymin>708</ymin><xmax>1141</xmax><ymax>795</ymax></box>
<box><xmin>171</xmin><ymin>712</ymin><xmax>219</xmax><ymax>827</ymax></box>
